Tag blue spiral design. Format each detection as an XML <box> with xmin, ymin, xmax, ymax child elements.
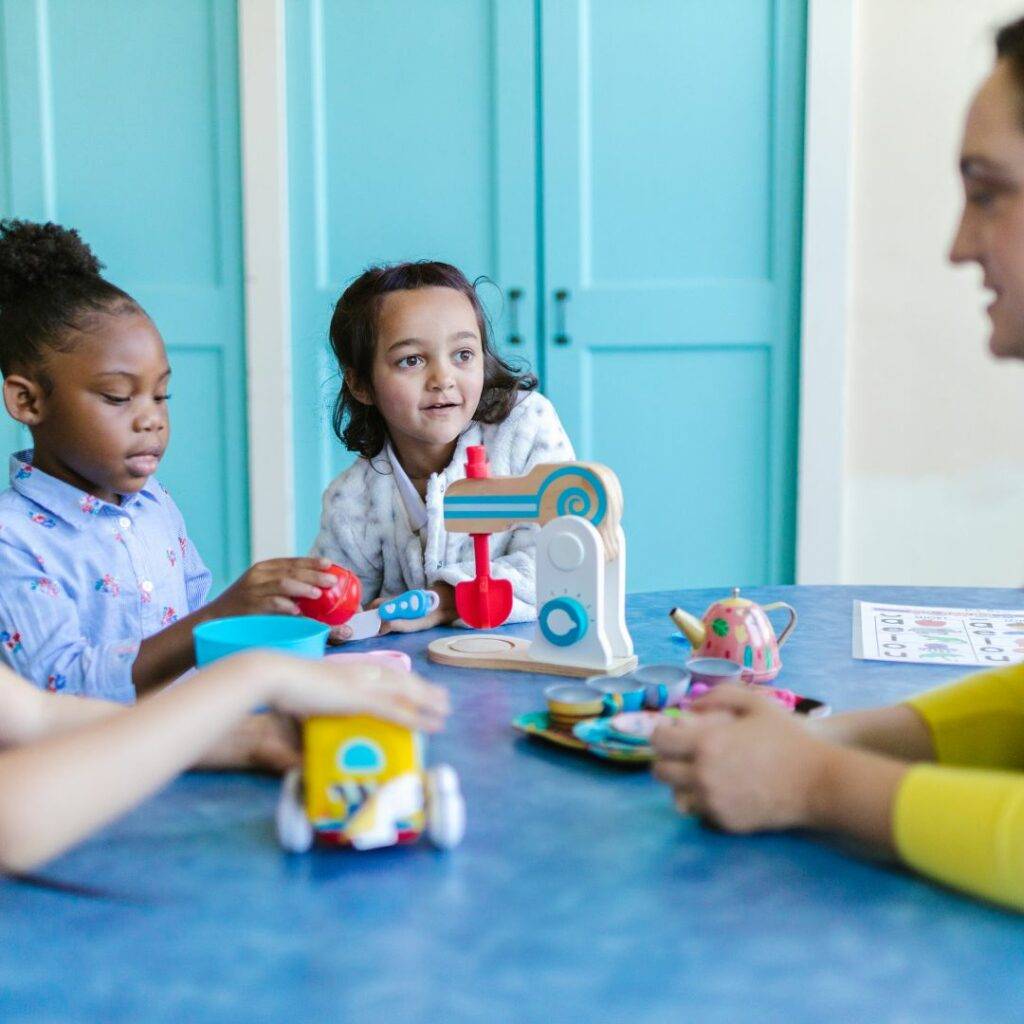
<box><xmin>536</xmin><ymin>467</ymin><xmax>607</xmax><ymax>525</ymax></box>
<box><xmin>556</xmin><ymin>486</ymin><xmax>591</xmax><ymax>517</ymax></box>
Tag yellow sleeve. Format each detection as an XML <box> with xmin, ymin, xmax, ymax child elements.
<box><xmin>904</xmin><ymin>662</ymin><xmax>1024</xmax><ymax>770</ymax></box>
<box><xmin>895</xmin><ymin>763</ymin><xmax>1024</xmax><ymax>911</ymax></box>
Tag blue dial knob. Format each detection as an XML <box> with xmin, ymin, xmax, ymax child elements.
<box><xmin>539</xmin><ymin>596</ymin><xmax>589</xmax><ymax>647</ymax></box>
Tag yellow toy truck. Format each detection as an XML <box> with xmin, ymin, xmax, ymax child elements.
<box><xmin>276</xmin><ymin>714</ymin><xmax>465</xmax><ymax>853</ymax></box>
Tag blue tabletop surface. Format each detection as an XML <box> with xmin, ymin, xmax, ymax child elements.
<box><xmin>3</xmin><ymin>585</ymin><xmax>1024</xmax><ymax>1023</ymax></box>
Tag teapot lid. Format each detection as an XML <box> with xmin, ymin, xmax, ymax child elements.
<box><xmin>715</xmin><ymin>586</ymin><xmax>754</xmax><ymax>610</ymax></box>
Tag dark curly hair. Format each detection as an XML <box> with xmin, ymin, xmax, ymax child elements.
<box><xmin>0</xmin><ymin>219</ymin><xmax>142</xmax><ymax>387</ymax></box>
<box><xmin>329</xmin><ymin>261</ymin><xmax>537</xmax><ymax>459</ymax></box>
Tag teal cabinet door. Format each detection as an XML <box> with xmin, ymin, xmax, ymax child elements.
<box><xmin>540</xmin><ymin>0</ymin><xmax>806</xmax><ymax>590</ymax></box>
<box><xmin>0</xmin><ymin>0</ymin><xmax>249</xmax><ymax>593</ymax></box>
<box><xmin>286</xmin><ymin>0</ymin><xmax>537</xmax><ymax>550</ymax></box>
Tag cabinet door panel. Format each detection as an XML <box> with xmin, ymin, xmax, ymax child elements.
<box><xmin>541</xmin><ymin>0</ymin><xmax>806</xmax><ymax>589</ymax></box>
<box><xmin>286</xmin><ymin>0</ymin><xmax>536</xmax><ymax>549</ymax></box>
<box><xmin>0</xmin><ymin>0</ymin><xmax>249</xmax><ymax>593</ymax></box>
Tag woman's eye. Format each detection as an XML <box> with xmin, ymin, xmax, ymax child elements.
<box><xmin>101</xmin><ymin>394</ymin><xmax>130</xmax><ymax>405</ymax></box>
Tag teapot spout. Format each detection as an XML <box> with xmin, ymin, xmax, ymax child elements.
<box><xmin>670</xmin><ymin>607</ymin><xmax>706</xmax><ymax>649</ymax></box>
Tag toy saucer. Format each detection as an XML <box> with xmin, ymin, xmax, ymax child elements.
<box><xmin>571</xmin><ymin>718</ymin><xmax>654</xmax><ymax>762</ymax></box>
<box><xmin>511</xmin><ymin>712</ymin><xmax>652</xmax><ymax>763</ymax></box>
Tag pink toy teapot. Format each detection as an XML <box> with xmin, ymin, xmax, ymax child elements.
<box><xmin>670</xmin><ymin>588</ymin><xmax>797</xmax><ymax>684</ymax></box>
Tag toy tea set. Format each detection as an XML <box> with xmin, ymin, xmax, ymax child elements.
<box><xmin>190</xmin><ymin>445</ymin><xmax>821</xmax><ymax>845</ymax></box>
<box><xmin>512</xmin><ymin>589</ymin><xmax>818</xmax><ymax>764</ymax></box>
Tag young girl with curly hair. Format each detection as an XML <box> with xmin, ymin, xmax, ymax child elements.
<box><xmin>312</xmin><ymin>262</ymin><xmax>574</xmax><ymax>638</ymax></box>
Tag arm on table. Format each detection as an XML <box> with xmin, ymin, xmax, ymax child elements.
<box><xmin>0</xmin><ymin>652</ymin><xmax>449</xmax><ymax>873</ymax></box>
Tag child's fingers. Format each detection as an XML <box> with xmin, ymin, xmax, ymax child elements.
<box><xmin>326</xmin><ymin>625</ymin><xmax>352</xmax><ymax>644</ymax></box>
<box><xmin>267</xmin><ymin>595</ymin><xmax>302</xmax><ymax>615</ymax></box>
<box><xmin>274</xmin><ymin>577</ymin><xmax>326</xmax><ymax>601</ymax></box>
<box><xmin>289</xmin><ymin>567</ymin><xmax>344</xmax><ymax>590</ymax></box>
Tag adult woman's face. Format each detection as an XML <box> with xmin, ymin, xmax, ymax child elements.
<box><xmin>950</xmin><ymin>59</ymin><xmax>1024</xmax><ymax>359</ymax></box>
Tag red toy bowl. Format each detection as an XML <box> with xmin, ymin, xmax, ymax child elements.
<box><xmin>296</xmin><ymin>564</ymin><xmax>362</xmax><ymax>626</ymax></box>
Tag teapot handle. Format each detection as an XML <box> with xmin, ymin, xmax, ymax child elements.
<box><xmin>761</xmin><ymin>602</ymin><xmax>798</xmax><ymax>647</ymax></box>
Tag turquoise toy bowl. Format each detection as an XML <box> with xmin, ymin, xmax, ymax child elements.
<box><xmin>193</xmin><ymin>615</ymin><xmax>329</xmax><ymax>667</ymax></box>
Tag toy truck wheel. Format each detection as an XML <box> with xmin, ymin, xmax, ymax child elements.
<box><xmin>425</xmin><ymin>764</ymin><xmax>466</xmax><ymax>850</ymax></box>
<box><xmin>276</xmin><ymin>768</ymin><xmax>314</xmax><ymax>853</ymax></box>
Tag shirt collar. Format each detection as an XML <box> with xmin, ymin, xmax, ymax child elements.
<box><xmin>385</xmin><ymin>443</ymin><xmax>429</xmax><ymax>532</ymax></box>
<box><xmin>9</xmin><ymin>449</ymin><xmax>160</xmax><ymax>530</ymax></box>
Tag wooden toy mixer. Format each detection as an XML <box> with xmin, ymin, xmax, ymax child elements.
<box><xmin>427</xmin><ymin>447</ymin><xmax>638</xmax><ymax>677</ymax></box>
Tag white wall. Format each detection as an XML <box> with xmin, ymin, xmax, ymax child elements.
<box><xmin>842</xmin><ymin>0</ymin><xmax>1024</xmax><ymax>586</ymax></box>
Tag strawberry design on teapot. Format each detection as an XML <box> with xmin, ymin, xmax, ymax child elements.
<box><xmin>670</xmin><ymin>588</ymin><xmax>797</xmax><ymax>684</ymax></box>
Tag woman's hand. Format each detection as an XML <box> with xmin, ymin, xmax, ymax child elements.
<box><xmin>258</xmin><ymin>653</ymin><xmax>450</xmax><ymax>733</ymax></box>
<box><xmin>651</xmin><ymin>685</ymin><xmax>833</xmax><ymax>833</ymax></box>
<box><xmin>211</xmin><ymin>557</ymin><xmax>341</xmax><ymax>618</ymax></box>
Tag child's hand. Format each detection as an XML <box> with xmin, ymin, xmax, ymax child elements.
<box><xmin>264</xmin><ymin>656</ymin><xmax>450</xmax><ymax>733</ymax></box>
<box><xmin>213</xmin><ymin>557</ymin><xmax>341</xmax><ymax>618</ymax></box>
<box><xmin>194</xmin><ymin>711</ymin><xmax>301</xmax><ymax>773</ymax></box>
<box><xmin>376</xmin><ymin>583</ymin><xmax>457</xmax><ymax>635</ymax></box>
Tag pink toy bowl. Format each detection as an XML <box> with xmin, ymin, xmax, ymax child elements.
<box><xmin>324</xmin><ymin>650</ymin><xmax>412</xmax><ymax>673</ymax></box>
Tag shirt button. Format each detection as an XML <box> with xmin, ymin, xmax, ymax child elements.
<box><xmin>119</xmin><ymin>517</ymin><xmax>132</xmax><ymax>531</ymax></box>
<box><xmin>141</xmin><ymin>580</ymin><xmax>154</xmax><ymax>593</ymax></box>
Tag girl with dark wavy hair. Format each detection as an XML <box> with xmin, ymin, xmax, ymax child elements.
<box><xmin>312</xmin><ymin>261</ymin><xmax>574</xmax><ymax>638</ymax></box>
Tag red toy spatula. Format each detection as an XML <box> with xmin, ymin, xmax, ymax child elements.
<box><xmin>454</xmin><ymin>446</ymin><xmax>514</xmax><ymax>628</ymax></box>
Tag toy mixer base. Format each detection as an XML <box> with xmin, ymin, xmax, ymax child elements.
<box><xmin>427</xmin><ymin>634</ymin><xmax>638</xmax><ymax>678</ymax></box>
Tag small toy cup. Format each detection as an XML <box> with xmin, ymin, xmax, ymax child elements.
<box><xmin>630</xmin><ymin>664</ymin><xmax>691</xmax><ymax>709</ymax></box>
<box><xmin>544</xmin><ymin>683</ymin><xmax>606</xmax><ymax>730</ymax></box>
<box><xmin>585</xmin><ymin>674</ymin><xmax>646</xmax><ymax>713</ymax></box>
<box><xmin>194</xmin><ymin>615</ymin><xmax>329</xmax><ymax>667</ymax></box>
<box><xmin>685</xmin><ymin>657</ymin><xmax>745</xmax><ymax>688</ymax></box>
<box><xmin>295</xmin><ymin>564</ymin><xmax>362</xmax><ymax>626</ymax></box>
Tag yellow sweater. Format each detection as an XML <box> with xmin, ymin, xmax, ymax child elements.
<box><xmin>897</xmin><ymin>662</ymin><xmax>1024</xmax><ymax>909</ymax></box>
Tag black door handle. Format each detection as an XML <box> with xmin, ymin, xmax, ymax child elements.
<box><xmin>507</xmin><ymin>287</ymin><xmax>523</xmax><ymax>346</ymax></box>
<box><xmin>554</xmin><ymin>289</ymin><xmax>571</xmax><ymax>345</ymax></box>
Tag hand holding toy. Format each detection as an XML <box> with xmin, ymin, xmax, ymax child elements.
<box><xmin>294</xmin><ymin>563</ymin><xmax>362</xmax><ymax>626</ymax></box>
<box><xmin>213</xmin><ymin>558</ymin><xmax>347</xmax><ymax>618</ymax></box>
<box><xmin>345</xmin><ymin>589</ymin><xmax>441</xmax><ymax>641</ymax></box>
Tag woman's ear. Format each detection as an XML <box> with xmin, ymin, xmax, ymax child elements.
<box><xmin>3</xmin><ymin>374</ymin><xmax>47</xmax><ymax>427</ymax></box>
<box><xmin>344</xmin><ymin>368</ymin><xmax>373</xmax><ymax>406</ymax></box>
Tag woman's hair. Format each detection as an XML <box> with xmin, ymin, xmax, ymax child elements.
<box><xmin>328</xmin><ymin>260</ymin><xmax>537</xmax><ymax>459</ymax></box>
<box><xmin>997</xmin><ymin>16</ymin><xmax>1024</xmax><ymax>123</ymax></box>
<box><xmin>0</xmin><ymin>220</ymin><xmax>141</xmax><ymax>385</ymax></box>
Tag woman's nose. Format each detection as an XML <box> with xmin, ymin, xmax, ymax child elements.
<box><xmin>949</xmin><ymin>207</ymin><xmax>978</xmax><ymax>264</ymax></box>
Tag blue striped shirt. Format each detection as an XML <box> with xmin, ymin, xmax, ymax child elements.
<box><xmin>0</xmin><ymin>450</ymin><xmax>211</xmax><ymax>703</ymax></box>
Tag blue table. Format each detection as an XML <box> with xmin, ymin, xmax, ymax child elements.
<box><xmin>3</xmin><ymin>586</ymin><xmax>1023</xmax><ymax>1023</ymax></box>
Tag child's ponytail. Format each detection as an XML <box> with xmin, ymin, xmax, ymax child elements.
<box><xmin>0</xmin><ymin>220</ymin><xmax>140</xmax><ymax>378</ymax></box>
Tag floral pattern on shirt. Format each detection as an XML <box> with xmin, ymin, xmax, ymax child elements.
<box><xmin>30</xmin><ymin>577</ymin><xmax>59</xmax><ymax>597</ymax></box>
<box><xmin>1</xmin><ymin>630</ymin><xmax>22</xmax><ymax>654</ymax></box>
<box><xmin>95</xmin><ymin>574</ymin><xmax>122</xmax><ymax>597</ymax></box>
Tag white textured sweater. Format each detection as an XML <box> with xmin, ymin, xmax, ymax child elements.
<box><xmin>310</xmin><ymin>391</ymin><xmax>575</xmax><ymax>623</ymax></box>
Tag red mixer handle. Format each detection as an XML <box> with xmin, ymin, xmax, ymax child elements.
<box><xmin>465</xmin><ymin>445</ymin><xmax>489</xmax><ymax>479</ymax></box>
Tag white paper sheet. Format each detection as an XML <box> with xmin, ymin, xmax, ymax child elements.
<box><xmin>853</xmin><ymin>601</ymin><xmax>1024</xmax><ymax>667</ymax></box>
